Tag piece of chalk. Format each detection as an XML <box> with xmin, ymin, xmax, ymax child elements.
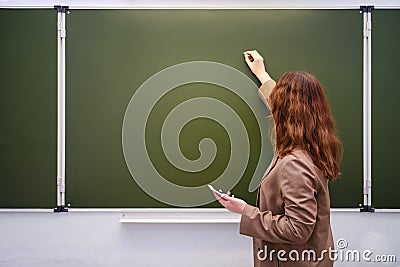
<box><xmin>244</xmin><ymin>52</ymin><xmax>254</xmax><ymax>62</ymax></box>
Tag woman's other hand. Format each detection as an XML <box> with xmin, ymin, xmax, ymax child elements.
<box><xmin>244</xmin><ymin>50</ymin><xmax>272</xmax><ymax>84</ymax></box>
<box><xmin>213</xmin><ymin>191</ymin><xmax>247</xmax><ymax>214</ymax></box>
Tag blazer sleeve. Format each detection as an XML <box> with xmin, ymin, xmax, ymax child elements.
<box><xmin>239</xmin><ymin>156</ymin><xmax>318</xmax><ymax>244</ymax></box>
<box><xmin>258</xmin><ymin>79</ymin><xmax>276</xmax><ymax>110</ymax></box>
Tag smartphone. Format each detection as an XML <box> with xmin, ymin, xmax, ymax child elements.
<box><xmin>208</xmin><ymin>184</ymin><xmax>224</xmax><ymax>197</ymax></box>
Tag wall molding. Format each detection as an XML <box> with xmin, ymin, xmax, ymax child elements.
<box><xmin>1</xmin><ymin>0</ymin><xmax>400</xmax><ymax>9</ymax></box>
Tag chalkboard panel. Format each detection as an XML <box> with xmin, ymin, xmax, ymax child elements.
<box><xmin>0</xmin><ymin>9</ymin><xmax>56</xmax><ymax>208</ymax></box>
<box><xmin>372</xmin><ymin>10</ymin><xmax>400</xmax><ymax>208</ymax></box>
<box><xmin>2</xmin><ymin>8</ymin><xmax>399</xmax><ymax>209</ymax></box>
<box><xmin>65</xmin><ymin>10</ymin><xmax>362</xmax><ymax>208</ymax></box>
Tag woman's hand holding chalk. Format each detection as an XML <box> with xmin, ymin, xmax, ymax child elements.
<box><xmin>243</xmin><ymin>50</ymin><xmax>272</xmax><ymax>84</ymax></box>
<box><xmin>243</xmin><ymin>52</ymin><xmax>254</xmax><ymax>62</ymax></box>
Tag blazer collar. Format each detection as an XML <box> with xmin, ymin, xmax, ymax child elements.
<box><xmin>256</xmin><ymin>155</ymin><xmax>280</xmax><ymax>207</ymax></box>
<box><xmin>261</xmin><ymin>155</ymin><xmax>280</xmax><ymax>180</ymax></box>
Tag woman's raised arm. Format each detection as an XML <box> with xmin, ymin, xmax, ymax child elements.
<box><xmin>243</xmin><ymin>50</ymin><xmax>276</xmax><ymax>109</ymax></box>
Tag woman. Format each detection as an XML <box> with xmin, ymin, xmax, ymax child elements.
<box><xmin>213</xmin><ymin>50</ymin><xmax>342</xmax><ymax>267</ymax></box>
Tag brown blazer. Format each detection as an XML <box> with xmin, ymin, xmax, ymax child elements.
<box><xmin>239</xmin><ymin>80</ymin><xmax>334</xmax><ymax>267</ymax></box>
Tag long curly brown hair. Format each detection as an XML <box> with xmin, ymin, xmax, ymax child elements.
<box><xmin>269</xmin><ymin>71</ymin><xmax>343</xmax><ymax>180</ymax></box>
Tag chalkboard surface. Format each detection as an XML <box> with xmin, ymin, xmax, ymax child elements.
<box><xmin>64</xmin><ymin>10</ymin><xmax>363</xmax><ymax>208</ymax></box>
<box><xmin>0</xmin><ymin>10</ymin><xmax>56</xmax><ymax>208</ymax></box>
<box><xmin>372</xmin><ymin>10</ymin><xmax>400</xmax><ymax>209</ymax></box>
<box><xmin>2</xmin><ymin>8</ymin><xmax>399</xmax><ymax>209</ymax></box>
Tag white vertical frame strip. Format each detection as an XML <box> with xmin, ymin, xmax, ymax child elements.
<box><xmin>55</xmin><ymin>6</ymin><xmax>67</xmax><ymax>212</ymax></box>
<box><xmin>362</xmin><ymin>6</ymin><xmax>374</xmax><ymax>211</ymax></box>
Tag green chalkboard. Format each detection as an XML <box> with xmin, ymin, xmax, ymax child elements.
<box><xmin>372</xmin><ymin>10</ymin><xmax>400</xmax><ymax>208</ymax></box>
<box><xmin>0</xmin><ymin>9</ymin><xmax>57</xmax><ymax>208</ymax></box>
<box><xmin>2</xmin><ymin>8</ymin><xmax>399</xmax><ymax>209</ymax></box>
<box><xmin>65</xmin><ymin>10</ymin><xmax>363</xmax><ymax>208</ymax></box>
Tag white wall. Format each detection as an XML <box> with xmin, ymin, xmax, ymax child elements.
<box><xmin>0</xmin><ymin>210</ymin><xmax>399</xmax><ymax>267</ymax></box>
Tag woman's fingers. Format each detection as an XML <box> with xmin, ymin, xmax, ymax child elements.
<box><xmin>217</xmin><ymin>194</ymin><xmax>247</xmax><ymax>214</ymax></box>
<box><xmin>244</xmin><ymin>52</ymin><xmax>252</xmax><ymax>64</ymax></box>
<box><xmin>243</xmin><ymin>51</ymin><xmax>255</xmax><ymax>66</ymax></box>
<box><xmin>219</xmin><ymin>195</ymin><xmax>229</xmax><ymax>202</ymax></box>
<box><xmin>244</xmin><ymin>50</ymin><xmax>257</xmax><ymax>56</ymax></box>
<box><xmin>217</xmin><ymin>196</ymin><xmax>229</xmax><ymax>207</ymax></box>
<box><xmin>220</xmin><ymin>193</ymin><xmax>230</xmax><ymax>200</ymax></box>
<box><xmin>244</xmin><ymin>50</ymin><xmax>262</xmax><ymax>61</ymax></box>
<box><xmin>243</xmin><ymin>50</ymin><xmax>271</xmax><ymax>84</ymax></box>
<box><xmin>243</xmin><ymin>50</ymin><xmax>262</xmax><ymax>67</ymax></box>
<box><xmin>212</xmin><ymin>190</ymin><xmax>242</xmax><ymax>213</ymax></box>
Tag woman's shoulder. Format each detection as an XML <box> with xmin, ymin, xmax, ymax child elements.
<box><xmin>279</xmin><ymin>149</ymin><xmax>313</xmax><ymax>165</ymax></box>
<box><xmin>279</xmin><ymin>150</ymin><xmax>326</xmax><ymax>180</ymax></box>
